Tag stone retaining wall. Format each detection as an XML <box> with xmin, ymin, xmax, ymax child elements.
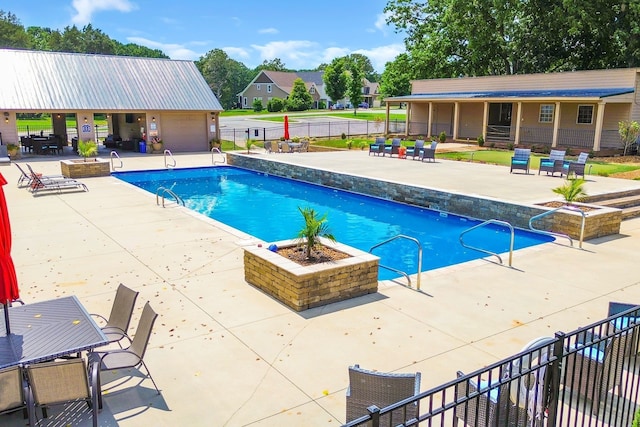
<box><xmin>60</xmin><ymin>159</ymin><xmax>110</xmax><ymax>178</ymax></box>
<box><xmin>228</xmin><ymin>153</ymin><xmax>621</xmax><ymax>240</ymax></box>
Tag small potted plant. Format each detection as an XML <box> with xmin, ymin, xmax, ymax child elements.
<box><xmin>439</xmin><ymin>131</ymin><xmax>447</xmax><ymax>144</ymax></box>
<box><xmin>6</xmin><ymin>143</ymin><xmax>19</xmax><ymax>159</ymax></box>
<box><xmin>78</xmin><ymin>140</ymin><xmax>98</xmax><ymax>161</ymax></box>
<box><xmin>552</xmin><ymin>178</ymin><xmax>587</xmax><ymax>206</ymax></box>
<box><xmin>296</xmin><ymin>206</ymin><xmax>336</xmax><ymax>259</ymax></box>
<box><xmin>151</xmin><ymin>136</ymin><xmax>163</xmax><ymax>152</ymax></box>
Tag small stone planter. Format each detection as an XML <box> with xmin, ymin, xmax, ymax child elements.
<box><xmin>60</xmin><ymin>158</ymin><xmax>110</xmax><ymax>178</ymax></box>
<box><xmin>244</xmin><ymin>238</ymin><xmax>379</xmax><ymax>311</ymax></box>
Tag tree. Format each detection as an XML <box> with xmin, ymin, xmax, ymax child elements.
<box><xmin>346</xmin><ymin>61</ymin><xmax>364</xmax><ymax>114</ymax></box>
<box><xmin>0</xmin><ymin>10</ymin><xmax>30</xmax><ymax>48</ymax></box>
<box><xmin>323</xmin><ymin>57</ymin><xmax>348</xmax><ymax>105</ymax></box>
<box><xmin>286</xmin><ymin>78</ymin><xmax>313</xmax><ymax>111</ymax></box>
<box><xmin>619</xmin><ymin>121</ymin><xmax>640</xmax><ymax>156</ymax></box>
<box><xmin>81</xmin><ymin>24</ymin><xmax>115</xmax><ymax>55</ymax></box>
<box><xmin>26</xmin><ymin>26</ymin><xmax>55</xmax><ymax>51</ymax></box>
<box><xmin>114</xmin><ymin>42</ymin><xmax>169</xmax><ymax>58</ymax></box>
<box><xmin>196</xmin><ymin>49</ymin><xmax>252</xmax><ymax>109</ymax></box>
<box><xmin>346</xmin><ymin>53</ymin><xmax>378</xmax><ymax>82</ymax></box>
<box><xmin>58</xmin><ymin>25</ymin><xmax>84</xmax><ymax>53</ymax></box>
<box><xmin>255</xmin><ymin>58</ymin><xmax>288</xmax><ymax>72</ymax></box>
<box><xmin>379</xmin><ymin>53</ymin><xmax>412</xmax><ymax>98</ymax></box>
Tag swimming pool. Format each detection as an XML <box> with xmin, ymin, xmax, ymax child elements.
<box><xmin>114</xmin><ymin>166</ymin><xmax>554</xmax><ymax>280</ymax></box>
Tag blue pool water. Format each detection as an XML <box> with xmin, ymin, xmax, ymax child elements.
<box><xmin>114</xmin><ymin>166</ymin><xmax>554</xmax><ymax>280</ymax></box>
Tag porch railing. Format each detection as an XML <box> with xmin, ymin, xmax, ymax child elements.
<box><xmin>343</xmin><ymin>305</ymin><xmax>640</xmax><ymax>427</ymax></box>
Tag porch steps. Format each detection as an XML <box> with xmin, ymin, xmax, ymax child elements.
<box><xmin>582</xmin><ymin>189</ymin><xmax>640</xmax><ymax>220</ymax></box>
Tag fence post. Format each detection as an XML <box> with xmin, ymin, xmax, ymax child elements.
<box><xmin>547</xmin><ymin>331</ymin><xmax>565</xmax><ymax>427</ymax></box>
<box><xmin>367</xmin><ymin>405</ymin><xmax>381</xmax><ymax>427</ymax></box>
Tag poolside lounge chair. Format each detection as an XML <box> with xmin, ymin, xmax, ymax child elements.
<box><xmin>29</xmin><ymin>173</ymin><xmax>88</xmax><ymax>195</ymax></box>
<box><xmin>538</xmin><ymin>149</ymin><xmax>566</xmax><ymax>176</ymax></box>
<box><xmin>0</xmin><ymin>145</ymin><xmax>10</xmax><ymax>165</ymax></box>
<box><xmin>419</xmin><ymin>141</ymin><xmax>438</xmax><ymax>162</ymax></box>
<box><xmin>607</xmin><ymin>302</ymin><xmax>640</xmax><ymax>355</ymax></box>
<box><xmin>91</xmin><ymin>283</ymin><xmax>139</xmax><ymax>348</ymax></box>
<box><xmin>0</xmin><ymin>365</ymin><xmax>27</xmax><ymax>419</ymax></box>
<box><xmin>89</xmin><ymin>302</ymin><xmax>160</xmax><ymax>395</ymax></box>
<box><xmin>405</xmin><ymin>140</ymin><xmax>425</xmax><ymax>160</ymax></box>
<box><xmin>346</xmin><ymin>364</ymin><xmax>421</xmax><ymax>425</ymax></box>
<box><xmin>384</xmin><ymin>138</ymin><xmax>402</xmax><ymax>157</ymax></box>
<box><xmin>280</xmin><ymin>141</ymin><xmax>292</xmax><ymax>153</ymax></box>
<box><xmin>369</xmin><ymin>137</ymin><xmax>385</xmax><ymax>156</ymax></box>
<box><xmin>16</xmin><ymin>163</ymin><xmax>66</xmax><ymax>188</ymax></box>
<box><xmin>561</xmin><ymin>152</ymin><xmax>589</xmax><ymax>178</ymax></box>
<box><xmin>26</xmin><ymin>358</ymin><xmax>100</xmax><ymax>427</ymax></box>
<box><xmin>510</xmin><ymin>148</ymin><xmax>531</xmax><ymax>174</ymax></box>
<box><xmin>264</xmin><ymin>141</ymin><xmax>274</xmax><ymax>153</ymax></box>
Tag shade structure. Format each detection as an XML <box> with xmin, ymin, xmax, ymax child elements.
<box><xmin>284</xmin><ymin>115</ymin><xmax>290</xmax><ymax>141</ymax></box>
<box><xmin>0</xmin><ymin>172</ymin><xmax>19</xmax><ymax>335</ymax></box>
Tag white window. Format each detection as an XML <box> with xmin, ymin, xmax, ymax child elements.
<box><xmin>310</xmin><ymin>87</ymin><xmax>315</xmax><ymax>94</ymax></box>
<box><xmin>243</xmin><ymin>97</ymin><xmax>247</xmax><ymax>107</ymax></box>
<box><xmin>256</xmin><ymin>84</ymin><xmax>261</xmax><ymax>91</ymax></box>
<box><xmin>539</xmin><ymin>104</ymin><xmax>554</xmax><ymax>123</ymax></box>
<box><xmin>267</xmin><ymin>84</ymin><xmax>272</xmax><ymax>93</ymax></box>
<box><xmin>577</xmin><ymin>105</ymin><xmax>594</xmax><ymax>124</ymax></box>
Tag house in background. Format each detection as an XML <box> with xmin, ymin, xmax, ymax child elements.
<box><xmin>238</xmin><ymin>70</ymin><xmax>328</xmax><ymax>110</ymax></box>
<box><xmin>384</xmin><ymin>68</ymin><xmax>640</xmax><ymax>153</ymax></box>
<box><xmin>0</xmin><ymin>49</ymin><xmax>223</xmax><ymax>152</ymax></box>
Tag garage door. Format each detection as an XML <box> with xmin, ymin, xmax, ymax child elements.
<box><xmin>162</xmin><ymin>113</ymin><xmax>208</xmax><ymax>152</ymax></box>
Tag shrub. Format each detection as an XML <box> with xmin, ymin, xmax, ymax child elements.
<box><xmin>252</xmin><ymin>98</ymin><xmax>263</xmax><ymax>112</ymax></box>
<box><xmin>78</xmin><ymin>140</ymin><xmax>98</xmax><ymax>161</ymax></box>
<box><xmin>296</xmin><ymin>207</ymin><xmax>335</xmax><ymax>259</ymax></box>
<box><xmin>489</xmin><ymin>142</ymin><xmax>496</xmax><ymax>148</ymax></box>
<box><xmin>341</xmin><ymin>132</ymin><xmax>347</xmax><ymax>140</ymax></box>
<box><xmin>552</xmin><ymin>178</ymin><xmax>587</xmax><ymax>204</ymax></box>
<box><xmin>507</xmin><ymin>142</ymin><xmax>514</xmax><ymax>150</ymax></box>
<box><xmin>346</xmin><ymin>140</ymin><xmax>353</xmax><ymax>149</ymax></box>
<box><xmin>439</xmin><ymin>131</ymin><xmax>447</xmax><ymax>144</ymax></box>
<box><xmin>267</xmin><ymin>98</ymin><xmax>284</xmax><ymax>112</ymax></box>
<box><xmin>477</xmin><ymin>135</ymin><xmax>485</xmax><ymax>147</ymax></box>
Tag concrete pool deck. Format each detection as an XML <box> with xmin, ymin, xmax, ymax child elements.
<box><xmin>3</xmin><ymin>147</ymin><xmax>640</xmax><ymax>426</ymax></box>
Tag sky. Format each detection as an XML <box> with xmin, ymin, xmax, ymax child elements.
<box><xmin>4</xmin><ymin>0</ymin><xmax>406</xmax><ymax>72</ymax></box>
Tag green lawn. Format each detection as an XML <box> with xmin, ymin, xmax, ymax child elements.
<box><xmin>438</xmin><ymin>149</ymin><xmax>640</xmax><ymax>176</ymax></box>
<box><xmin>17</xmin><ymin>118</ymin><xmax>108</xmax><ymax>131</ymax></box>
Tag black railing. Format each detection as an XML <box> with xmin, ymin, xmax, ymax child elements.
<box><xmin>343</xmin><ymin>305</ymin><xmax>640</xmax><ymax>427</ymax></box>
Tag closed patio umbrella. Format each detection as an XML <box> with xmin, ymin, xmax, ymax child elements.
<box><xmin>284</xmin><ymin>115</ymin><xmax>290</xmax><ymax>141</ymax></box>
<box><xmin>0</xmin><ymin>172</ymin><xmax>19</xmax><ymax>335</ymax></box>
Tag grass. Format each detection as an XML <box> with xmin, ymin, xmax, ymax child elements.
<box><xmin>17</xmin><ymin>118</ymin><xmax>108</xmax><ymax>131</ymax></box>
<box><xmin>437</xmin><ymin>150</ymin><xmax>640</xmax><ymax>176</ymax></box>
<box><xmin>221</xmin><ymin>108</ymin><xmax>403</xmax><ymax>122</ymax></box>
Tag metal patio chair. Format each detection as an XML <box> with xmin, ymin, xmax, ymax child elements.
<box><xmin>0</xmin><ymin>365</ymin><xmax>27</xmax><ymax>420</ymax></box>
<box><xmin>91</xmin><ymin>283</ymin><xmax>139</xmax><ymax>348</ymax></box>
<box><xmin>346</xmin><ymin>364</ymin><xmax>421</xmax><ymax>426</ymax></box>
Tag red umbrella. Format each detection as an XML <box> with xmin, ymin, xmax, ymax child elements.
<box><xmin>0</xmin><ymin>172</ymin><xmax>19</xmax><ymax>335</ymax></box>
<box><xmin>284</xmin><ymin>115</ymin><xmax>290</xmax><ymax>141</ymax></box>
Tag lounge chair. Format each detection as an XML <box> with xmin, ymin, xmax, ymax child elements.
<box><xmin>16</xmin><ymin>163</ymin><xmax>66</xmax><ymax>188</ymax></box>
<box><xmin>346</xmin><ymin>364</ymin><xmax>421</xmax><ymax>425</ymax></box>
<box><xmin>91</xmin><ymin>283</ymin><xmax>140</xmax><ymax>348</ymax></box>
<box><xmin>0</xmin><ymin>365</ymin><xmax>27</xmax><ymax>419</ymax></box>
<box><xmin>264</xmin><ymin>141</ymin><xmax>274</xmax><ymax>153</ymax></box>
<box><xmin>0</xmin><ymin>145</ymin><xmax>10</xmax><ymax>165</ymax></box>
<box><xmin>561</xmin><ymin>152</ymin><xmax>589</xmax><ymax>178</ymax></box>
<box><xmin>607</xmin><ymin>302</ymin><xmax>640</xmax><ymax>355</ymax></box>
<box><xmin>510</xmin><ymin>148</ymin><xmax>531</xmax><ymax>174</ymax></box>
<box><xmin>369</xmin><ymin>137</ymin><xmax>385</xmax><ymax>156</ymax></box>
<box><xmin>89</xmin><ymin>301</ymin><xmax>160</xmax><ymax>395</ymax></box>
<box><xmin>29</xmin><ymin>172</ymin><xmax>88</xmax><ymax>195</ymax></box>
<box><xmin>280</xmin><ymin>141</ymin><xmax>292</xmax><ymax>153</ymax></box>
<box><xmin>419</xmin><ymin>141</ymin><xmax>438</xmax><ymax>162</ymax></box>
<box><xmin>538</xmin><ymin>149</ymin><xmax>566</xmax><ymax>176</ymax></box>
<box><xmin>26</xmin><ymin>358</ymin><xmax>100</xmax><ymax>427</ymax></box>
<box><xmin>383</xmin><ymin>138</ymin><xmax>402</xmax><ymax>157</ymax></box>
<box><xmin>406</xmin><ymin>140</ymin><xmax>425</xmax><ymax>160</ymax></box>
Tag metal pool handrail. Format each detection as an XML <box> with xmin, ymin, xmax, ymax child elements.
<box><xmin>459</xmin><ymin>219</ymin><xmax>514</xmax><ymax>266</ymax></box>
<box><xmin>164</xmin><ymin>149</ymin><xmax>176</xmax><ymax>169</ymax></box>
<box><xmin>110</xmin><ymin>150</ymin><xmax>123</xmax><ymax>170</ymax></box>
<box><xmin>529</xmin><ymin>205</ymin><xmax>585</xmax><ymax>249</ymax></box>
<box><xmin>156</xmin><ymin>186</ymin><xmax>184</xmax><ymax>207</ymax></box>
<box><xmin>369</xmin><ymin>234</ymin><xmax>422</xmax><ymax>290</ymax></box>
<box><xmin>211</xmin><ymin>147</ymin><xmax>225</xmax><ymax>165</ymax></box>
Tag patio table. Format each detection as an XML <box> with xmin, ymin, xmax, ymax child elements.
<box><xmin>0</xmin><ymin>296</ymin><xmax>108</xmax><ymax>368</ymax></box>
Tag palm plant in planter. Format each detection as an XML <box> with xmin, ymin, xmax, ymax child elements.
<box><xmin>77</xmin><ymin>140</ymin><xmax>98</xmax><ymax>161</ymax></box>
<box><xmin>552</xmin><ymin>178</ymin><xmax>587</xmax><ymax>206</ymax></box>
<box><xmin>296</xmin><ymin>206</ymin><xmax>336</xmax><ymax>259</ymax></box>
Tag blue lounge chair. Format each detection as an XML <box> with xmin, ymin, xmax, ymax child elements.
<box><xmin>538</xmin><ymin>149</ymin><xmax>566</xmax><ymax>176</ymax></box>
<box><xmin>561</xmin><ymin>152</ymin><xmax>589</xmax><ymax>178</ymax></box>
<box><xmin>368</xmin><ymin>137</ymin><xmax>385</xmax><ymax>156</ymax></box>
<box><xmin>419</xmin><ymin>141</ymin><xmax>438</xmax><ymax>162</ymax></box>
<box><xmin>384</xmin><ymin>138</ymin><xmax>401</xmax><ymax>157</ymax></box>
<box><xmin>406</xmin><ymin>140</ymin><xmax>425</xmax><ymax>160</ymax></box>
<box><xmin>510</xmin><ymin>148</ymin><xmax>531</xmax><ymax>174</ymax></box>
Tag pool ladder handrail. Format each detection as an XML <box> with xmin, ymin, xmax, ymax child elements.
<box><xmin>110</xmin><ymin>150</ymin><xmax>123</xmax><ymax>170</ymax></box>
<box><xmin>459</xmin><ymin>219</ymin><xmax>514</xmax><ymax>267</ymax></box>
<box><xmin>211</xmin><ymin>147</ymin><xmax>226</xmax><ymax>165</ymax></box>
<box><xmin>156</xmin><ymin>186</ymin><xmax>185</xmax><ymax>207</ymax></box>
<box><xmin>164</xmin><ymin>149</ymin><xmax>176</xmax><ymax>169</ymax></box>
<box><xmin>369</xmin><ymin>234</ymin><xmax>422</xmax><ymax>290</ymax></box>
<box><xmin>529</xmin><ymin>205</ymin><xmax>585</xmax><ymax>249</ymax></box>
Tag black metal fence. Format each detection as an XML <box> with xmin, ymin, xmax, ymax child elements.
<box><xmin>344</xmin><ymin>304</ymin><xmax>640</xmax><ymax>427</ymax></box>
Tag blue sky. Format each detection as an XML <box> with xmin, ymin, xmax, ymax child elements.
<box><xmin>4</xmin><ymin>0</ymin><xmax>406</xmax><ymax>72</ymax></box>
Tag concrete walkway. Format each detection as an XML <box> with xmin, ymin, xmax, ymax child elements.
<box><xmin>2</xmin><ymin>149</ymin><xmax>640</xmax><ymax>426</ymax></box>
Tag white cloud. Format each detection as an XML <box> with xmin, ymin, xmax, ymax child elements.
<box><xmin>353</xmin><ymin>44</ymin><xmax>405</xmax><ymax>72</ymax></box>
<box><xmin>127</xmin><ymin>36</ymin><xmax>201</xmax><ymax>60</ymax></box>
<box><xmin>250</xmin><ymin>40</ymin><xmax>318</xmax><ymax>69</ymax></box>
<box><xmin>223</xmin><ymin>47</ymin><xmax>251</xmax><ymax>60</ymax></box>
<box><xmin>374</xmin><ymin>12</ymin><xmax>392</xmax><ymax>35</ymax></box>
<box><xmin>322</xmin><ymin>47</ymin><xmax>351</xmax><ymax>64</ymax></box>
<box><xmin>258</xmin><ymin>28</ymin><xmax>278</xmax><ymax>35</ymax></box>
<box><xmin>71</xmin><ymin>0</ymin><xmax>136</xmax><ymax>25</ymax></box>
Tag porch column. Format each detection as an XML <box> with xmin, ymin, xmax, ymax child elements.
<box><xmin>77</xmin><ymin>113</ymin><xmax>95</xmax><ymax>143</ymax></box>
<box><xmin>592</xmin><ymin>101</ymin><xmax>605</xmax><ymax>152</ymax></box>
<box><xmin>453</xmin><ymin>101</ymin><xmax>460</xmax><ymax>140</ymax></box>
<box><xmin>514</xmin><ymin>102</ymin><xmax>522</xmax><ymax>145</ymax></box>
<box><xmin>385</xmin><ymin>103</ymin><xmax>390</xmax><ymax>134</ymax></box>
<box><xmin>405</xmin><ymin>102</ymin><xmax>411</xmax><ymax>137</ymax></box>
<box><xmin>427</xmin><ymin>102</ymin><xmax>433</xmax><ymax>138</ymax></box>
<box><xmin>552</xmin><ymin>102</ymin><xmax>561</xmax><ymax>148</ymax></box>
<box><xmin>482</xmin><ymin>102</ymin><xmax>488</xmax><ymax>141</ymax></box>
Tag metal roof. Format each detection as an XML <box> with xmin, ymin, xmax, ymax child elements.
<box><xmin>0</xmin><ymin>49</ymin><xmax>223</xmax><ymax>111</ymax></box>
<box><xmin>387</xmin><ymin>88</ymin><xmax>634</xmax><ymax>101</ymax></box>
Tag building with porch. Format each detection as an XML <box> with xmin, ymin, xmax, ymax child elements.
<box><xmin>0</xmin><ymin>49</ymin><xmax>223</xmax><ymax>153</ymax></box>
<box><xmin>385</xmin><ymin>68</ymin><xmax>640</xmax><ymax>153</ymax></box>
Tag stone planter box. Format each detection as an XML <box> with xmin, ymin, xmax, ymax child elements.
<box><xmin>244</xmin><ymin>238</ymin><xmax>379</xmax><ymax>311</ymax></box>
<box><xmin>533</xmin><ymin>202</ymin><xmax>621</xmax><ymax>241</ymax></box>
<box><xmin>60</xmin><ymin>158</ymin><xmax>110</xmax><ymax>178</ymax></box>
